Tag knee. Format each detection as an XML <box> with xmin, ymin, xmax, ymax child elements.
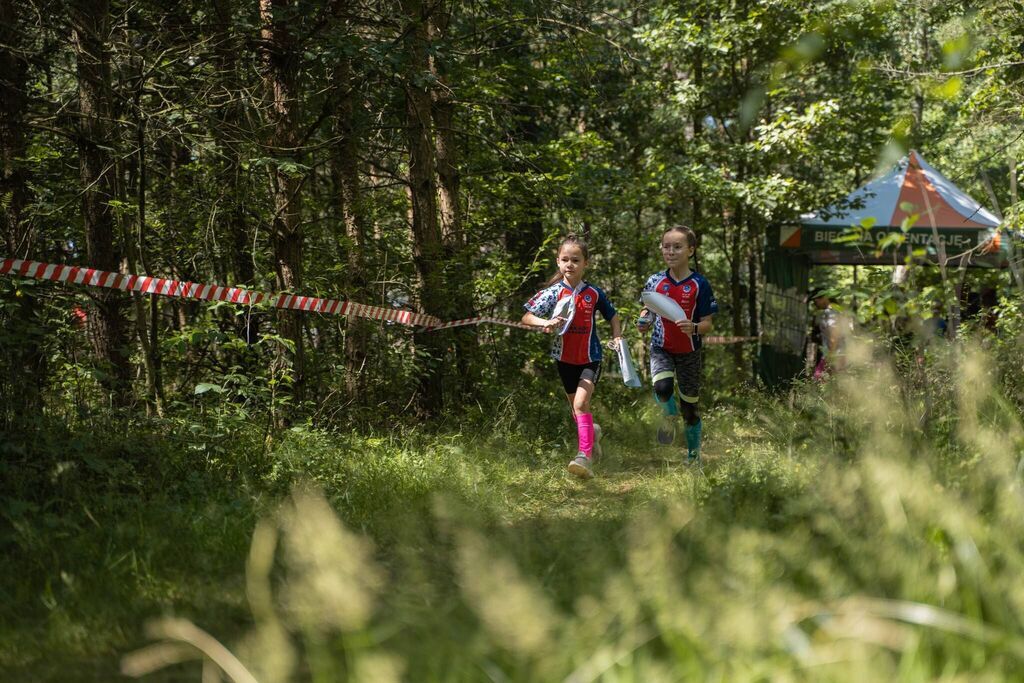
<box><xmin>573</xmin><ymin>394</ymin><xmax>591</xmax><ymax>413</ymax></box>
<box><xmin>653</xmin><ymin>378</ymin><xmax>674</xmax><ymax>402</ymax></box>
<box><xmin>681</xmin><ymin>400</ymin><xmax>700</xmax><ymax>425</ymax></box>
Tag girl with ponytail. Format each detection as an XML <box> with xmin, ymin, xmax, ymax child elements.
<box><xmin>522</xmin><ymin>234</ymin><xmax>623</xmax><ymax>479</ymax></box>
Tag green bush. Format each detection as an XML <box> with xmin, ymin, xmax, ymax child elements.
<box><xmin>6</xmin><ymin>336</ymin><xmax>1024</xmax><ymax>681</ymax></box>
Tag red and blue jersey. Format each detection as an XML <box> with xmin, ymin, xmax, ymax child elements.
<box><xmin>641</xmin><ymin>270</ymin><xmax>718</xmax><ymax>354</ymax></box>
<box><xmin>524</xmin><ymin>281</ymin><xmax>617</xmax><ymax>364</ymax></box>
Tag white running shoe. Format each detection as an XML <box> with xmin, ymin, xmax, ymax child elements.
<box><xmin>568</xmin><ymin>453</ymin><xmax>594</xmax><ymax>479</ymax></box>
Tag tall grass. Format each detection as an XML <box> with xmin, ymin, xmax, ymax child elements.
<box><xmin>4</xmin><ymin>337</ymin><xmax>1024</xmax><ymax>681</ymax></box>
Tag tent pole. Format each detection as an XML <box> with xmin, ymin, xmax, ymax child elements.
<box><xmin>852</xmin><ymin>265</ymin><xmax>858</xmax><ymax>312</ymax></box>
<box><xmin>1008</xmin><ymin>155</ymin><xmax>1024</xmax><ymax>292</ymax></box>
<box><xmin>918</xmin><ymin>172</ymin><xmax>959</xmax><ymax>339</ymax></box>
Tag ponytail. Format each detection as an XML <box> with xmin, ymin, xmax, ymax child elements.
<box><xmin>544</xmin><ymin>233</ymin><xmax>590</xmax><ymax>286</ymax></box>
<box><xmin>544</xmin><ymin>271</ymin><xmax>563</xmax><ymax>287</ymax></box>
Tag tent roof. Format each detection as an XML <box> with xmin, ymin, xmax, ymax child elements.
<box><xmin>801</xmin><ymin>151</ymin><xmax>1000</xmax><ymax>230</ymax></box>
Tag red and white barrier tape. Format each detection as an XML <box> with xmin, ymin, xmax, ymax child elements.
<box><xmin>1</xmin><ymin>257</ymin><xmax>759</xmax><ymax>342</ymax></box>
<box><xmin>0</xmin><ymin>257</ymin><xmax>534</xmax><ymax>331</ymax></box>
<box><xmin>1</xmin><ymin>257</ymin><xmax>441</xmax><ymax>326</ymax></box>
<box><xmin>425</xmin><ymin>316</ymin><xmax>533</xmax><ymax>332</ymax></box>
<box><xmin>702</xmin><ymin>335</ymin><xmax>760</xmax><ymax>344</ymax></box>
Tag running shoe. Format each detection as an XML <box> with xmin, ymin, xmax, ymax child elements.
<box><xmin>568</xmin><ymin>453</ymin><xmax>593</xmax><ymax>479</ymax></box>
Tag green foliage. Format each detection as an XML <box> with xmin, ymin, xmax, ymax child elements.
<box><xmin>4</xmin><ymin>339</ymin><xmax>1024</xmax><ymax>680</ymax></box>
<box><xmin>3</xmin><ymin>0</ymin><xmax>1024</xmax><ymax>678</ymax></box>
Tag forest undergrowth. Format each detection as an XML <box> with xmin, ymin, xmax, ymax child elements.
<box><xmin>3</xmin><ymin>339</ymin><xmax>1024</xmax><ymax>682</ymax></box>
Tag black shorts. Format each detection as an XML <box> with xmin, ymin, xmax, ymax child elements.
<box><xmin>650</xmin><ymin>347</ymin><xmax>702</xmax><ymax>403</ymax></box>
<box><xmin>556</xmin><ymin>360</ymin><xmax>602</xmax><ymax>394</ymax></box>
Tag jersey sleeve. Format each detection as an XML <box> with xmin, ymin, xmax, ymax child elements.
<box><xmin>639</xmin><ymin>273</ymin><xmax>661</xmax><ymax>303</ymax></box>
<box><xmin>595</xmin><ymin>286</ymin><xmax>617</xmax><ymax>321</ymax></box>
<box><xmin>524</xmin><ymin>284</ymin><xmax>558</xmax><ymax>318</ymax></box>
<box><xmin>695</xmin><ymin>277</ymin><xmax>719</xmax><ymax>319</ymax></box>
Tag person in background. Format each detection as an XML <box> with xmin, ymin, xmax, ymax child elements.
<box><xmin>811</xmin><ymin>288</ymin><xmax>848</xmax><ymax>378</ymax></box>
<box><xmin>981</xmin><ymin>287</ymin><xmax>999</xmax><ymax>333</ymax></box>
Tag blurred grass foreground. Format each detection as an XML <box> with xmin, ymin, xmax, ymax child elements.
<box><xmin>5</xmin><ymin>333</ymin><xmax>1024</xmax><ymax>682</ymax></box>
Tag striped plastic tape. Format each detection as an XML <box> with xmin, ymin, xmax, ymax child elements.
<box><xmin>1</xmin><ymin>257</ymin><xmax>761</xmax><ymax>342</ymax></box>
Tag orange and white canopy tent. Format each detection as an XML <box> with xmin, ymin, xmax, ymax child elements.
<box><xmin>778</xmin><ymin>151</ymin><xmax>1004</xmax><ymax>265</ymax></box>
<box><xmin>761</xmin><ymin>151</ymin><xmax>1006</xmax><ymax>388</ymax></box>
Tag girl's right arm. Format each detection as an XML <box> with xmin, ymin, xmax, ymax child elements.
<box><xmin>636</xmin><ymin>273</ymin><xmax>660</xmax><ymax>333</ymax></box>
<box><xmin>523</xmin><ymin>284</ymin><xmax>561</xmax><ymax>332</ymax></box>
<box><xmin>522</xmin><ymin>311</ymin><xmax>561</xmax><ymax>333</ymax></box>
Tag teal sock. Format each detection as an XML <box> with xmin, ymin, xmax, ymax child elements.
<box><xmin>654</xmin><ymin>392</ymin><xmax>679</xmax><ymax>417</ymax></box>
<box><xmin>685</xmin><ymin>420</ymin><xmax>702</xmax><ymax>459</ymax></box>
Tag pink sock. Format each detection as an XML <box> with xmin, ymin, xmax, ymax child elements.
<box><xmin>576</xmin><ymin>412</ymin><xmax>594</xmax><ymax>457</ymax></box>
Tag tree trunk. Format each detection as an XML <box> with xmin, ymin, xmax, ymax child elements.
<box><xmin>504</xmin><ymin>30</ymin><xmax>546</xmax><ymax>301</ymax></box>
<box><xmin>259</xmin><ymin>0</ymin><xmax>305</xmax><ymax>404</ymax></box>
<box><xmin>0</xmin><ymin>0</ymin><xmax>45</xmax><ymax>422</ymax></box>
<box><xmin>691</xmin><ymin>41</ymin><xmax>703</xmax><ymax>226</ymax></box>
<box><xmin>212</xmin><ymin>0</ymin><xmax>261</xmax><ymax>359</ymax></box>
<box><xmin>430</xmin><ymin>0</ymin><xmax>478</xmax><ymax>394</ymax></box>
<box><xmin>729</xmin><ymin>205</ymin><xmax>744</xmax><ymax>373</ymax></box>
<box><xmin>71</xmin><ymin>0</ymin><xmax>133</xmax><ymax>407</ymax></box>
<box><xmin>431</xmin><ymin>1</ymin><xmax>460</xmax><ymax>248</ymax></box>
<box><xmin>0</xmin><ymin>0</ymin><xmax>30</xmax><ymax>256</ymax></box>
<box><xmin>329</xmin><ymin>37</ymin><xmax>371</xmax><ymax>398</ymax></box>
<box><xmin>747</xmin><ymin>248</ymin><xmax>758</xmax><ymax>339</ymax></box>
<box><xmin>401</xmin><ymin>0</ymin><xmax>446</xmax><ymax>416</ymax></box>
<box><xmin>747</xmin><ymin>222</ymin><xmax>759</xmax><ymax>383</ymax></box>
<box><xmin>212</xmin><ymin>0</ymin><xmax>255</xmax><ymax>290</ymax></box>
<box><xmin>911</xmin><ymin>12</ymin><xmax>929</xmax><ymax>147</ymax></box>
<box><xmin>128</xmin><ymin>76</ymin><xmax>164</xmax><ymax>416</ymax></box>
<box><xmin>1008</xmin><ymin>154</ymin><xmax>1024</xmax><ymax>291</ymax></box>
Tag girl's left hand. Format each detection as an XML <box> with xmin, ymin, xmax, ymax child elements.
<box><xmin>606</xmin><ymin>336</ymin><xmax>623</xmax><ymax>351</ymax></box>
<box><xmin>674</xmin><ymin>319</ymin><xmax>697</xmax><ymax>334</ymax></box>
<box><xmin>542</xmin><ymin>316</ymin><xmax>566</xmax><ymax>333</ymax></box>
